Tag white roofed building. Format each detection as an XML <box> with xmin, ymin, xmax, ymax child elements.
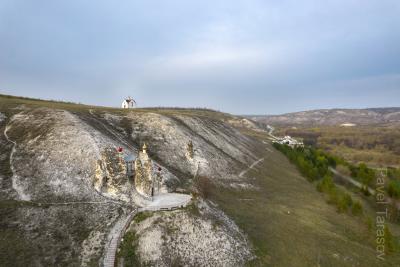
<box><xmin>121</xmin><ymin>96</ymin><xmax>136</xmax><ymax>108</ymax></box>
<box><xmin>273</xmin><ymin>135</ymin><xmax>304</xmax><ymax>148</ymax></box>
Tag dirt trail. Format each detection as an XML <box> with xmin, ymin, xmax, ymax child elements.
<box><xmin>330</xmin><ymin>167</ymin><xmax>375</xmax><ymax>195</ymax></box>
<box><xmin>330</xmin><ymin>167</ymin><xmax>400</xmax><ymax>210</ymax></box>
<box><xmin>103</xmin><ymin>209</ymin><xmax>137</xmax><ymax>267</ymax></box>
<box><xmin>239</xmin><ymin>158</ymin><xmax>264</xmax><ymax>178</ymax></box>
<box><xmin>4</xmin><ymin>124</ymin><xmax>30</xmax><ymax>200</ymax></box>
<box><xmin>102</xmin><ymin>193</ymin><xmax>191</xmax><ymax>267</ymax></box>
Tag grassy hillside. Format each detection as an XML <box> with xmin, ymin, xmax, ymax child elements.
<box><xmin>210</xmin><ymin>130</ymin><xmax>400</xmax><ymax>266</ymax></box>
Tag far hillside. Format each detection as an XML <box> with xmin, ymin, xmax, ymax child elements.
<box><xmin>249</xmin><ymin>108</ymin><xmax>400</xmax><ymax>168</ymax></box>
<box><xmin>249</xmin><ymin>107</ymin><xmax>400</xmax><ymax>126</ymax></box>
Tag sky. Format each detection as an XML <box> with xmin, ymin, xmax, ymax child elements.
<box><xmin>0</xmin><ymin>0</ymin><xmax>400</xmax><ymax>114</ymax></box>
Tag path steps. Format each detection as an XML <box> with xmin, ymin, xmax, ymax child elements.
<box><xmin>103</xmin><ymin>210</ymin><xmax>137</xmax><ymax>267</ymax></box>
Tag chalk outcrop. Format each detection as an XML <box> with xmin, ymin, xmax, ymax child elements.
<box><xmin>0</xmin><ymin>102</ymin><xmax>259</xmax><ymax>266</ymax></box>
<box><xmin>185</xmin><ymin>140</ymin><xmax>194</xmax><ymax>160</ymax></box>
<box><xmin>94</xmin><ymin>146</ymin><xmax>128</xmax><ymax>195</ymax></box>
<box><xmin>128</xmin><ymin>200</ymin><xmax>253</xmax><ymax>266</ymax></box>
<box><xmin>134</xmin><ymin>143</ymin><xmax>154</xmax><ymax>197</ymax></box>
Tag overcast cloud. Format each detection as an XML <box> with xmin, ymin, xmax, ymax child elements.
<box><xmin>0</xmin><ymin>0</ymin><xmax>399</xmax><ymax>114</ymax></box>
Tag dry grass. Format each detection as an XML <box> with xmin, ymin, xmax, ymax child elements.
<box><xmin>208</xmin><ymin>132</ymin><xmax>400</xmax><ymax>266</ymax></box>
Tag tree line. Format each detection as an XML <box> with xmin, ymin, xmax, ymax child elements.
<box><xmin>273</xmin><ymin>143</ymin><xmax>363</xmax><ymax>215</ymax></box>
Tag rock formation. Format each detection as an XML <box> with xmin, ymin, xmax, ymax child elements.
<box><xmin>94</xmin><ymin>146</ymin><xmax>127</xmax><ymax>193</ymax></box>
<box><xmin>0</xmin><ymin>96</ymin><xmax>260</xmax><ymax>266</ymax></box>
<box><xmin>185</xmin><ymin>140</ymin><xmax>194</xmax><ymax>160</ymax></box>
<box><xmin>134</xmin><ymin>143</ymin><xmax>154</xmax><ymax>197</ymax></box>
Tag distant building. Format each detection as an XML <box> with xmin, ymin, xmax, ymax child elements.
<box><xmin>340</xmin><ymin>123</ymin><xmax>356</xmax><ymax>127</ymax></box>
<box><xmin>273</xmin><ymin>135</ymin><xmax>304</xmax><ymax>148</ymax></box>
<box><xmin>121</xmin><ymin>96</ymin><xmax>136</xmax><ymax>109</ymax></box>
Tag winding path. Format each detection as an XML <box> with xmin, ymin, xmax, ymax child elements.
<box><xmin>330</xmin><ymin>167</ymin><xmax>400</xmax><ymax>210</ymax></box>
<box><xmin>3</xmin><ymin>124</ymin><xmax>29</xmax><ymax>200</ymax></box>
<box><xmin>4</xmin><ymin>125</ymin><xmax>16</xmax><ymax>147</ymax></box>
<box><xmin>329</xmin><ymin>167</ymin><xmax>375</xmax><ymax>195</ymax></box>
<box><xmin>4</xmin><ymin>125</ymin><xmax>17</xmax><ymax>175</ymax></box>
<box><xmin>35</xmin><ymin>200</ymin><xmax>122</xmax><ymax>206</ymax></box>
<box><xmin>239</xmin><ymin>158</ymin><xmax>264</xmax><ymax>178</ymax></box>
<box><xmin>102</xmin><ymin>193</ymin><xmax>191</xmax><ymax>267</ymax></box>
<box><xmin>103</xmin><ymin>209</ymin><xmax>138</xmax><ymax>267</ymax></box>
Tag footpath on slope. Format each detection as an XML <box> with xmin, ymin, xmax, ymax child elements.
<box><xmin>102</xmin><ymin>193</ymin><xmax>191</xmax><ymax>267</ymax></box>
<box><xmin>102</xmin><ymin>209</ymin><xmax>138</xmax><ymax>267</ymax></box>
<box><xmin>239</xmin><ymin>158</ymin><xmax>264</xmax><ymax>178</ymax></box>
<box><xmin>330</xmin><ymin>167</ymin><xmax>400</xmax><ymax>210</ymax></box>
<box><xmin>4</xmin><ymin>124</ymin><xmax>32</xmax><ymax>200</ymax></box>
<box><xmin>330</xmin><ymin>167</ymin><xmax>375</xmax><ymax>195</ymax></box>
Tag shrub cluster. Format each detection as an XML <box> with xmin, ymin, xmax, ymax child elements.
<box><xmin>387</xmin><ymin>167</ymin><xmax>400</xmax><ymax>199</ymax></box>
<box><xmin>117</xmin><ymin>231</ymin><xmax>141</xmax><ymax>266</ymax></box>
<box><xmin>317</xmin><ymin>175</ymin><xmax>363</xmax><ymax>215</ymax></box>
<box><xmin>387</xmin><ymin>180</ymin><xmax>400</xmax><ymax>199</ymax></box>
<box><xmin>273</xmin><ymin>143</ymin><xmax>338</xmax><ymax>181</ymax></box>
<box><xmin>349</xmin><ymin>163</ymin><xmax>376</xmax><ymax>188</ymax></box>
<box><xmin>274</xmin><ymin>143</ymin><xmax>363</xmax><ymax>216</ymax></box>
<box><xmin>387</xmin><ymin>167</ymin><xmax>400</xmax><ymax>180</ymax></box>
<box><xmin>193</xmin><ymin>175</ymin><xmax>213</xmax><ymax>199</ymax></box>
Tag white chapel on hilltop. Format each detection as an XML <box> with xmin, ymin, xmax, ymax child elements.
<box><xmin>121</xmin><ymin>96</ymin><xmax>136</xmax><ymax>109</ymax></box>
